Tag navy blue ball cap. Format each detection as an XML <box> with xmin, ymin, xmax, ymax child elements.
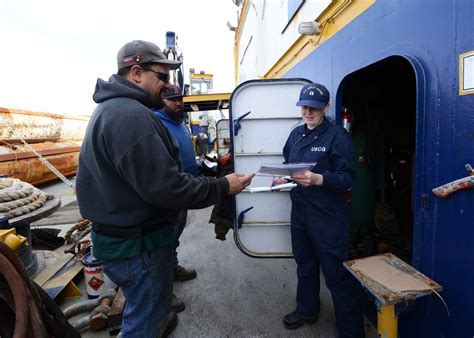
<box><xmin>296</xmin><ymin>83</ymin><xmax>330</xmax><ymax>109</ymax></box>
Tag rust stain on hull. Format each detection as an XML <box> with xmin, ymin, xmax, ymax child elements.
<box><xmin>0</xmin><ymin>107</ymin><xmax>87</xmax><ymax>185</ymax></box>
<box><xmin>0</xmin><ymin>152</ymin><xmax>79</xmax><ymax>186</ymax></box>
<box><xmin>0</xmin><ymin>141</ymin><xmax>81</xmax><ymax>185</ymax></box>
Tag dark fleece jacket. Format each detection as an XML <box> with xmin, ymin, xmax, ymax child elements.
<box><xmin>76</xmin><ymin>74</ymin><xmax>228</xmax><ymax>238</ymax></box>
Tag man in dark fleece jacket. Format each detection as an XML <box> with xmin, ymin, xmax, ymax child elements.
<box><xmin>76</xmin><ymin>40</ymin><xmax>253</xmax><ymax>338</ymax></box>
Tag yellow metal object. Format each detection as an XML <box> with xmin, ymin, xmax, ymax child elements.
<box><xmin>58</xmin><ymin>281</ymin><xmax>82</xmax><ymax>300</ymax></box>
<box><xmin>184</xmin><ymin>93</ymin><xmax>231</xmax><ymax>112</ymax></box>
<box><xmin>184</xmin><ymin>93</ymin><xmax>230</xmax><ymax>103</ymax></box>
<box><xmin>0</xmin><ymin>228</ymin><xmax>28</xmax><ymax>251</ymax></box>
<box><xmin>190</xmin><ymin>73</ymin><xmax>213</xmax><ymax>80</ymax></box>
<box><xmin>234</xmin><ymin>0</ymin><xmax>250</xmax><ymax>85</ymax></box>
<box><xmin>378</xmin><ymin>304</ymin><xmax>398</xmax><ymax>338</ymax></box>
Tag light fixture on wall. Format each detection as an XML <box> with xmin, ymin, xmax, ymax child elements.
<box><xmin>298</xmin><ymin>21</ymin><xmax>321</xmax><ymax>36</ymax></box>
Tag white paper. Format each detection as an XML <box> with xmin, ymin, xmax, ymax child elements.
<box><xmin>248</xmin><ymin>182</ymin><xmax>297</xmax><ymax>193</ymax></box>
<box><xmin>256</xmin><ymin>163</ymin><xmax>316</xmax><ymax>177</ymax></box>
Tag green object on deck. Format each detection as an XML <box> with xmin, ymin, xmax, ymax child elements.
<box><xmin>350</xmin><ymin>126</ymin><xmax>374</xmax><ymax>239</ymax></box>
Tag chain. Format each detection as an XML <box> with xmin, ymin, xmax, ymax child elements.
<box><xmin>3</xmin><ymin>122</ymin><xmax>76</xmax><ymax>191</ymax></box>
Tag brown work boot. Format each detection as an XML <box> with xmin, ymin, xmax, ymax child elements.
<box><xmin>162</xmin><ymin>311</ymin><xmax>178</xmax><ymax>337</ymax></box>
<box><xmin>174</xmin><ymin>265</ymin><xmax>197</xmax><ymax>281</ymax></box>
<box><xmin>171</xmin><ymin>294</ymin><xmax>185</xmax><ymax>313</ymax></box>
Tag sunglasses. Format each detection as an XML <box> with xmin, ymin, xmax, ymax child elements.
<box><xmin>141</xmin><ymin>67</ymin><xmax>170</xmax><ymax>83</ymax></box>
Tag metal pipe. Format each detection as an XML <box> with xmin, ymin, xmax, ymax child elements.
<box><xmin>0</xmin><ymin>143</ymin><xmax>80</xmax><ymax>162</ymax></box>
<box><xmin>378</xmin><ymin>304</ymin><xmax>398</xmax><ymax>338</ymax></box>
<box><xmin>0</xmin><ymin>107</ymin><xmax>89</xmax><ymax>142</ymax></box>
<box><xmin>0</xmin><ymin>142</ymin><xmax>80</xmax><ymax>185</ymax></box>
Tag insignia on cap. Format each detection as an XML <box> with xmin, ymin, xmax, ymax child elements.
<box><xmin>122</xmin><ymin>55</ymin><xmax>141</xmax><ymax>65</ymax></box>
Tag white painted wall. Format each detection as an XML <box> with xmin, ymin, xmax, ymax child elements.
<box><xmin>237</xmin><ymin>0</ymin><xmax>330</xmax><ymax>83</ymax></box>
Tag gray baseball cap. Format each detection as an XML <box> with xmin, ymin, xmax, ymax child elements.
<box><xmin>117</xmin><ymin>40</ymin><xmax>181</xmax><ymax>70</ymax></box>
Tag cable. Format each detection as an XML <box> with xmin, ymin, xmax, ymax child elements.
<box><xmin>0</xmin><ymin>241</ymin><xmax>80</xmax><ymax>337</ymax></box>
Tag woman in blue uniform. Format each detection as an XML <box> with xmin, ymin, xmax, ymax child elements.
<box><xmin>275</xmin><ymin>83</ymin><xmax>364</xmax><ymax>337</ymax></box>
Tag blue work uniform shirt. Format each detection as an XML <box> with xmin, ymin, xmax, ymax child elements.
<box><xmin>155</xmin><ymin>110</ymin><xmax>198</xmax><ymax>177</ymax></box>
<box><xmin>283</xmin><ymin>117</ymin><xmax>356</xmax><ymax>246</ymax></box>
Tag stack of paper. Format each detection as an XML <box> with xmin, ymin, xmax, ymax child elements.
<box><xmin>256</xmin><ymin>163</ymin><xmax>316</xmax><ymax>177</ymax></box>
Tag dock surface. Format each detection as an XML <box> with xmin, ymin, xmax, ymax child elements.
<box><xmin>34</xmin><ymin>179</ymin><xmax>375</xmax><ymax>337</ymax></box>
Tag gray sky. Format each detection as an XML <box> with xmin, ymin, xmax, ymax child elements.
<box><xmin>0</xmin><ymin>0</ymin><xmax>238</xmax><ymax>115</ymax></box>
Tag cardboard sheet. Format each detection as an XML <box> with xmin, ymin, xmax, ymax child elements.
<box><xmin>351</xmin><ymin>256</ymin><xmax>431</xmax><ymax>293</ymax></box>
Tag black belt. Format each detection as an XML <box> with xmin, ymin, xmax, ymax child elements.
<box><xmin>92</xmin><ymin>222</ymin><xmax>164</xmax><ymax>239</ymax></box>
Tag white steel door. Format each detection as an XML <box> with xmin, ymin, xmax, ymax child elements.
<box><xmin>229</xmin><ymin>79</ymin><xmax>310</xmax><ymax>257</ymax></box>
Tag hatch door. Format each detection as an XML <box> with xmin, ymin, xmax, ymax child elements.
<box><xmin>229</xmin><ymin>78</ymin><xmax>310</xmax><ymax>257</ymax></box>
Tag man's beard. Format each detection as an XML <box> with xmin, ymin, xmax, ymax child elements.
<box><xmin>164</xmin><ymin>106</ymin><xmax>185</xmax><ymax>123</ymax></box>
<box><xmin>153</xmin><ymin>96</ymin><xmax>165</xmax><ymax>110</ymax></box>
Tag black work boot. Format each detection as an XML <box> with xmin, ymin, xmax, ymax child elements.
<box><xmin>174</xmin><ymin>265</ymin><xmax>197</xmax><ymax>281</ymax></box>
<box><xmin>171</xmin><ymin>294</ymin><xmax>185</xmax><ymax>313</ymax></box>
<box><xmin>162</xmin><ymin>311</ymin><xmax>178</xmax><ymax>337</ymax></box>
<box><xmin>283</xmin><ymin>311</ymin><xmax>318</xmax><ymax>330</ymax></box>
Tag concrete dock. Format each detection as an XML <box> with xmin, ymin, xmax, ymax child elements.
<box><xmin>32</xmin><ymin>179</ymin><xmax>374</xmax><ymax>337</ymax></box>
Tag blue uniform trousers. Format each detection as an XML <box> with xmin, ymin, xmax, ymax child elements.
<box><xmin>291</xmin><ymin>200</ymin><xmax>365</xmax><ymax>338</ymax></box>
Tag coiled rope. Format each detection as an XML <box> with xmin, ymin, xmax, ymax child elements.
<box><xmin>65</xmin><ymin>219</ymin><xmax>92</xmax><ymax>244</ymax></box>
<box><xmin>0</xmin><ymin>178</ymin><xmax>52</xmax><ymax>218</ymax></box>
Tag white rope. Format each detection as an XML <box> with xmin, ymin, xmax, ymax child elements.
<box><xmin>0</xmin><ymin>178</ymin><xmax>51</xmax><ymax>218</ymax></box>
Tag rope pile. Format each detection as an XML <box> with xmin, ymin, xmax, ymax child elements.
<box><xmin>65</xmin><ymin>219</ymin><xmax>92</xmax><ymax>244</ymax></box>
<box><xmin>0</xmin><ymin>178</ymin><xmax>52</xmax><ymax>218</ymax></box>
<box><xmin>0</xmin><ymin>241</ymin><xmax>80</xmax><ymax>337</ymax></box>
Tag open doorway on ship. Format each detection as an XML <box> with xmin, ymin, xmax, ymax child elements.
<box><xmin>339</xmin><ymin>56</ymin><xmax>416</xmax><ymax>264</ymax></box>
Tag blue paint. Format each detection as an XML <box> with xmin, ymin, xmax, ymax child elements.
<box><xmin>284</xmin><ymin>0</ymin><xmax>474</xmax><ymax>336</ymax></box>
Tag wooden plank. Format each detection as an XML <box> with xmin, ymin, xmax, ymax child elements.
<box><xmin>108</xmin><ymin>288</ymin><xmax>126</xmax><ymax>327</ymax></box>
<box><xmin>42</xmin><ymin>257</ymin><xmax>84</xmax><ymax>299</ymax></box>
<box><xmin>34</xmin><ymin>253</ymin><xmax>74</xmax><ymax>286</ymax></box>
<box><xmin>344</xmin><ymin>253</ymin><xmax>443</xmax><ymax>305</ymax></box>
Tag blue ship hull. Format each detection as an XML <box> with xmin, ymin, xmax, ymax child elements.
<box><xmin>283</xmin><ymin>1</ymin><xmax>474</xmax><ymax>336</ymax></box>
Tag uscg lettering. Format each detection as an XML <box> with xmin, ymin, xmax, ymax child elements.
<box><xmin>311</xmin><ymin>146</ymin><xmax>326</xmax><ymax>152</ymax></box>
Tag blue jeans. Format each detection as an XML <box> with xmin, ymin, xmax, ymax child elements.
<box><xmin>103</xmin><ymin>246</ymin><xmax>173</xmax><ymax>338</ymax></box>
<box><xmin>173</xmin><ymin>211</ymin><xmax>188</xmax><ymax>268</ymax></box>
